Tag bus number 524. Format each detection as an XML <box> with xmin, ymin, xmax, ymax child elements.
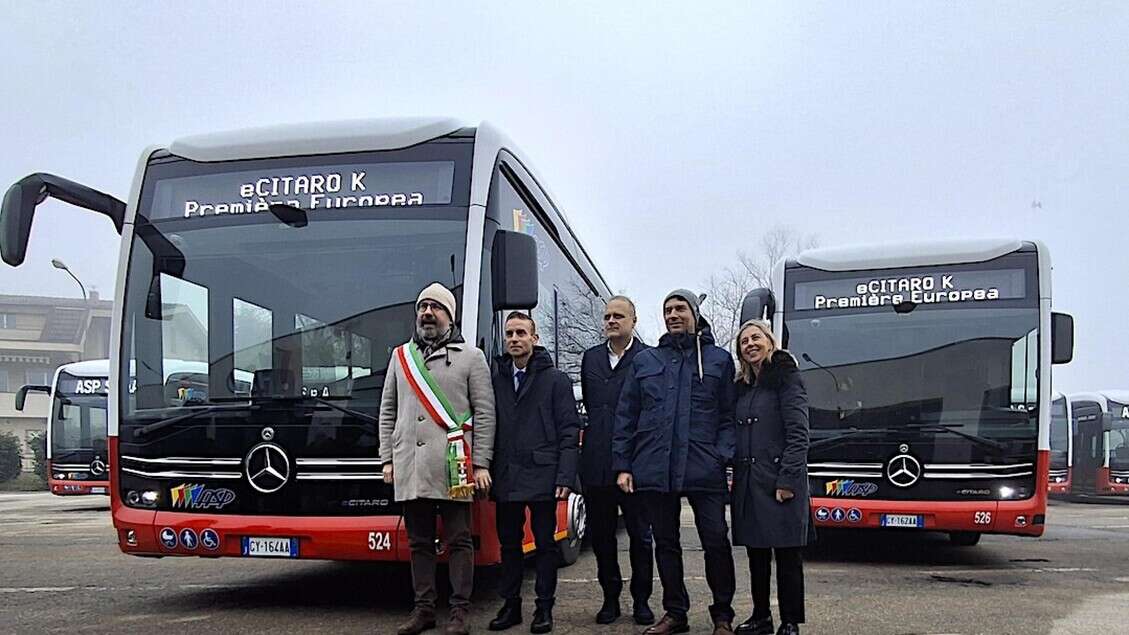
<box><xmin>368</xmin><ymin>531</ymin><xmax>391</xmax><ymax>551</ymax></box>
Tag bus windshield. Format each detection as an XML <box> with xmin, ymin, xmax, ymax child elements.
<box><xmin>787</xmin><ymin>306</ymin><xmax>1040</xmax><ymax>444</ymax></box>
<box><xmin>119</xmin><ymin>204</ymin><xmax>468</xmax><ymax>425</ymax></box>
<box><xmin>1109</xmin><ymin>401</ymin><xmax>1129</xmax><ymax>466</ymax></box>
<box><xmin>52</xmin><ymin>372</ymin><xmax>109</xmax><ymax>460</ymax></box>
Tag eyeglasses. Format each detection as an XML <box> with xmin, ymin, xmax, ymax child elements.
<box><xmin>417</xmin><ymin>301</ymin><xmax>446</xmax><ymax>315</ymax></box>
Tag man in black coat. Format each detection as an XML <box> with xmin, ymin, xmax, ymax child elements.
<box><xmin>488</xmin><ymin>312</ymin><xmax>580</xmax><ymax>634</ymax></box>
<box><xmin>580</xmin><ymin>295</ymin><xmax>655</xmax><ymax>626</ymax></box>
<box><xmin>614</xmin><ymin>290</ymin><xmax>738</xmax><ymax>635</ymax></box>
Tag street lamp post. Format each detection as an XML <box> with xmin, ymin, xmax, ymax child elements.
<box><xmin>51</xmin><ymin>258</ymin><xmax>87</xmax><ymax>301</ymax></box>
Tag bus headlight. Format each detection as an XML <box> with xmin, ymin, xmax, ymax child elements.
<box><xmin>126</xmin><ymin>489</ymin><xmax>160</xmax><ymax>508</ymax></box>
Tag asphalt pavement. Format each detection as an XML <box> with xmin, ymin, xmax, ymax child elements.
<box><xmin>2</xmin><ymin>493</ymin><xmax>1127</xmax><ymax>634</ymax></box>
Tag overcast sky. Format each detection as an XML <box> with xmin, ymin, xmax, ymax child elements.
<box><xmin>1</xmin><ymin>1</ymin><xmax>1126</xmax><ymax>393</ymax></box>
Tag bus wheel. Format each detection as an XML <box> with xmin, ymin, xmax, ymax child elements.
<box><xmin>949</xmin><ymin>531</ymin><xmax>981</xmax><ymax>546</ymax></box>
<box><xmin>560</xmin><ymin>492</ymin><xmax>586</xmax><ymax>566</ymax></box>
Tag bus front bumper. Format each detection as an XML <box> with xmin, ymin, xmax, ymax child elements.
<box><xmin>113</xmin><ymin>507</ymin><xmax>415</xmax><ymax>561</ymax></box>
<box><xmin>809</xmin><ymin>497</ymin><xmax>1045</xmax><ymax>537</ymax></box>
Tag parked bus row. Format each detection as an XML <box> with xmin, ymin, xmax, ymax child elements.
<box><xmin>1046</xmin><ymin>390</ymin><xmax>1129</xmax><ymax>497</ymax></box>
<box><xmin>1</xmin><ymin>118</ymin><xmax>1078</xmax><ymax>568</ymax></box>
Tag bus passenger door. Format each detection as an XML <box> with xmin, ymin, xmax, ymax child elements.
<box><xmin>1072</xmin><ymin>403</ymin><xmax>1101</xmax><ymax>494</ymax></box>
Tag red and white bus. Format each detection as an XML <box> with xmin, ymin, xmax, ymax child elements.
<box><xmin>740</xmin><ymin>240</ymin><xmax>1074</xmax><ymax>545</ymax></box>
<box><xmin>1067</xmin><ymin>391</ymin><xmax>1129</xmax><ymax>497</ymax></box>
<box><xmin>17</xmin><ymin>360</ymin><xmax>111</xmax><ymax>496</ymax></box>
<box><xmin>1</xmin><ymin>118</ymin><xmax>605</xmax><ymax>563</ymax></box>
<box><xmin>1048</xmin><ymin>392</ymin><xmax>1072</xmax><ymax>495</ymax></box>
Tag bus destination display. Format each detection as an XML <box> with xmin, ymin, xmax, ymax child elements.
<box><xmin>150</xmin><ymin>160</ymin><xmax>456</xmax><ymax>219</ymax></box>
<box><xmin>794</xmin><ymin>268</ymin><xmax>1027</xmax><ymax>310</ymax></box>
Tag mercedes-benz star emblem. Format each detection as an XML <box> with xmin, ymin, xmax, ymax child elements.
<box><xmin>89</xmin><ymin>458</ymin><xmax>106</xmax><ymax>477</ymax></box>
<box><xmin>261</xmin><ymin>427</ymin><xmax>275</xmax><ymax>441</ymax></box>
<box><xmin>887</xmin><ymin>453</ymin><xmax>922</xmax><ymax>488</ymax></box>
<box><xmin>245</xmin><ymin>443</ymin><xmax>290</xmax><ymax>494</ymax></box>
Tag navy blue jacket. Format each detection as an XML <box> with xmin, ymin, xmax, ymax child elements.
<box><xmin>612</xmin><ymin>327</ymin><xmax>736</xmax><ymax>494</ymax></box>
<box><xmin>579</xmin><ymin>337</ymin><xmax>649</xmax><ymax>489</ymax></box>
<box><xmin>491</xmin><ymin>347</ymin><xmax>581</xmax><ymax>502</ymax></box>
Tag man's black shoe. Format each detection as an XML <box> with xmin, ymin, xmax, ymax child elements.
<box><xmin>530</xmin><ymin>608</ymin><xmax>553</xmax><ymax>634</ymax></box>
<box><xmin>776</xmin><ymin>624</ymin><xmax>800</xmax><ymax>635</ymax></box>
<box><xmin>488</xmin><ymin>601</ymin><xmax>522</xmax><ymax>631</ymax></box>
<box><xmin>633</xmin><ymin>600</ymin><xmax>655</xmax><ymax>625</ymax></box>
<box><xmin>596</xmin><ymin>597</ymin><xmax>621</xmax><ymax>624</ymax></box>
<box><xmin>735</xmin><ymin>616</ymin><xmax>774</xmax><ymax>635</ymax></box>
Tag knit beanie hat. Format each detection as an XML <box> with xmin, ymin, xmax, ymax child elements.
<box><xmin>664</xmin><ymin>288</ymin><xmax>702</xmax><ymax>326</ymax></box>
<box><xmin>417</xmin><ymin>282</ymin><xmax>457</xmax><ymax>320</ymax></box>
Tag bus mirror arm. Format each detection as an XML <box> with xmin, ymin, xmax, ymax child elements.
<box><xmin>14</xmin><ymin>384</ymin><xmax>51</xmax><ymax>411</ymax></box>
<box><xmin>1</xmin><ymin>173</ymin><xmax>125</xmax><ymax>266</ymax></box>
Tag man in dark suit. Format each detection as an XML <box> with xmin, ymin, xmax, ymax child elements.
<box><xmin>580</xmin><ymin>296</ymin><xmax>655</xmax><ymax>626</ymax></box>
<box><xmin>488</xmin><ymin>312</ymin><xmax>580</xmax><ymax>634</ymax></box>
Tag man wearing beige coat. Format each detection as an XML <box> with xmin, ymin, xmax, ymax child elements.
<box><xmin>380</xmin><ymin>282</ymin><xmax>497</xmax><ymax>635</ymax></box>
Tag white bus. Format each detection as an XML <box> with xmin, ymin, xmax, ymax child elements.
<box><xmin>740</xmin><ymin>239</ymin><xmax>1073</xmax><ymax>545</ymax></box>
<box><xmin>2</xmin><ymin>118</ymin><xmax>607</xmax><ymax>564</ymax></box>
<box><xmin>18</xmin><ymin>359</ymin><xmax>111</xmax><ymax>495</ymax></box>
<box><xmin>1067</xmin><ymin>391</ymin><xmax>1129</xmax><ymax>496</ymax></box>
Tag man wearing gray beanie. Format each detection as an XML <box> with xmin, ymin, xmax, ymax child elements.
<box><xmin>612</xmin><ymin>289</ymin><xmax>738</xmax><ymax>635</ymax></box>
<box><xmin>380</xmin><ymin>282</ymin><xmax>497</xmax><ymax>635</ymax></box>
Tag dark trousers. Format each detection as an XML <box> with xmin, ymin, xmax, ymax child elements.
<box><xmin>585</xmin><ymin>485</ymin><xmax>654</xmax><ymax>602</ymax></box>
<box><xmin>403</xmin><ymin>499</ymin><xmax>475</xmax><ymax>611</ymax></box>
<box><xmin>496</xmin><ymin>500</ymin><xmax>560</xmax><ymax>609</ymax></box>
<box><xmin>640</xmin><ymin>491</ymin><xmax>735</xmax><ymax>623</ymax></box>
<box><xmin>747</xmin><ymin>547</ymin><xmax>805</xmax><ymax>624</ymax></box>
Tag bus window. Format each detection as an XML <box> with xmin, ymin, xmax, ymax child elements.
<box><xmin>234</xmin><ymin>298</ymin><xmax>273</xmax><ymax>377</ymax></box>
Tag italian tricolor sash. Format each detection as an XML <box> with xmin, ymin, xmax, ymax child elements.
<box><xmin>396</xmin><ymin>342</ymin><xmax>475</xmax><ymax>500</ymax></box>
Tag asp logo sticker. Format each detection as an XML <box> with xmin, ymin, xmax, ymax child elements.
<box><xmin>825</xmin><ymin>479</ymin><xmax>879</xmax><ymax>497</ymax></box>
<box><xmin>171</xmin><ymin>484</ymin><xmax>237</xmax><ymax>510</ymax></box>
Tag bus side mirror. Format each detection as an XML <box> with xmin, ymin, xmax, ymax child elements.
<box><xmin>1052</xmin><ymin>312</ymin><xmax>1074</xmax><ymax>365</ymax></box>
<box><xmin>491</xmin><ymin>230</ymin><xmax>539</xmax><ymax>310</ymax></box>
<box><xmin>1</xmin><ymin>173</ymin><xmax>125</xmax><ymax>266</ymax></box>
<box><xmin>739</xmin><ymin>288</ymin><xmax>776</xmax><ymax>325</ymax></box>
<box><xmin>15</xmin><ymin>384</ymin><xmax>51</xmax><ymax>411</ymax></box>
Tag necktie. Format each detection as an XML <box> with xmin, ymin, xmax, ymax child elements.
<box><xmin>514</xmin><ymin>369</ymin><xmax>526</xmax><ymax>393</ymax></box>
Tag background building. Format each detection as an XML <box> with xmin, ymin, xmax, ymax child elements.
<box><xmin>0</xmin><ymin>292</ymin><xmax>112</xmax><ymax>470</ymax></box>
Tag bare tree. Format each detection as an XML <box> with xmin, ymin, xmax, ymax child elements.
<box><xmin>699</xmin><ymin>225</ymin><xmax>818</xmax><ymax>351</ymax></box>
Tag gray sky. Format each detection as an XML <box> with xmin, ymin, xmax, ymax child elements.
<box><xmin>1</xmin><ymin>1</ymin><xmax>1126</xmax><ymax>393</ymax></box>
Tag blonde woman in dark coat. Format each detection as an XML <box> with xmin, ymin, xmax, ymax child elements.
<box><xmin>730</xmin><ymin>320</ymin><xmax>810</xmax><ymax>635</ymax></box>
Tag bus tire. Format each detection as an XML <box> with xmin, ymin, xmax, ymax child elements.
<box><xmin>559</xmin><ymin>492</ymin><xmax>586</xmax><ymax>566</ymax></box>
<box><xmin>949</xmin><ymin>531</ymin><xmax>981</xmax><ymax>546</ymax></box>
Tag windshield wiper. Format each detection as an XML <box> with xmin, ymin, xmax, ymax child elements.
<box><xmin>133</xmin><ymin>404</ymin><xmax>248</xmax><ymax>438</ymax></box>
<box><xmin>210</xmin><ymin>394</ymin><xmax>380</xmax><ymax>425</ymax></box>
<box><xmin>810</xmin><ymin>427</ymin><xmax>901</xmax><ymax>450</ymax></box>
<box><xmin>903</xmin><ymin>422</ymin><xmax>1008</xmax><ymax>453</ymax></box>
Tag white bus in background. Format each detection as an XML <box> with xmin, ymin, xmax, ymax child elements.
<box><xmin>18</xmin><ymin>360</ymin><xmax>111</xmax><ymax>495</ymax></box>
<box><xmin>1067</xmin><ymin>391</ymin><xmax>1129</xmax><ymax>497</ymax></box>
<box><xmin>1048</xmin><ymin>392</ymin><xmax>1072</xmax><ymax>495</ymax></box>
